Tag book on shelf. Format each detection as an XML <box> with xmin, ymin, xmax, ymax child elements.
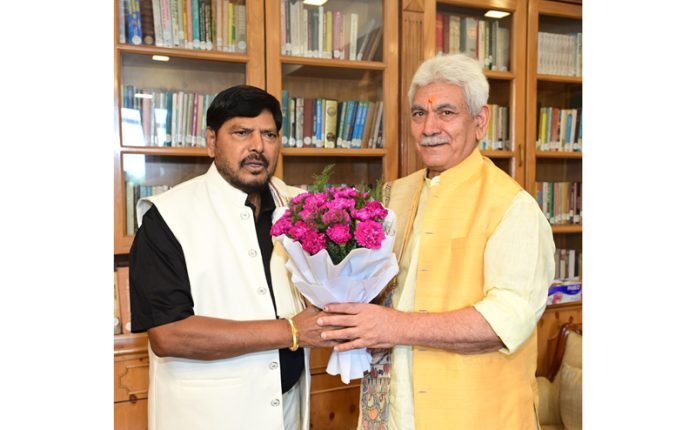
<box><xmin>114</xmin><ymin>271</ymin><xmax>122</xmax><ymax>335</ymax></box>
<box><xmin>116</xmin><ymin>266</ymin><xmax>132</xmax><ymax>334</ymax></box>
<box><xmin>170</xmin><ymin>0</ymin><xmax>181</xmax><ymax>47</ymax></box>
<box><xmin>125</xmin><ymin>0</ymin><xmax>144</xmax><ymax>45</ymax></box>
<box><xmin>348</xmin><ymin>13</ymin><xmax>358</xmax><ymax>61</ymax></box>
<box><xmin>302</xmin><ymin>97</ymin><xmax>313</xmax><ymax>147</ymax></box>
<box><xmin>287</xmin><ymin>96</ymin><xmax>296</xmax><ymax>147</ymax></box>
<box><xmin>369</xmin><ymin>101</ymin><xmax>383</xmax><ymax>148</ymax></box>
<box><xmin>139</xmin><ymin>0</ymin><xmax>155</xmax><ymax>45</ymax></box>
<box><xmin>535</xmin><ymin>182</ymin><xmax>582</xmax><ymax>225</ymax></box>
<box><xmin>434</xmin><ymin>11</ymin><xmax>510</xmax><ymax>71</ymax></box>
<box><xmin>537</xmin><ymin>32</ymin><xmax>582</xmax><ymax>77</ymax></box>
<box><xmin>281</xmin><ymin>90</ymin><xmax>290</xmax><ymax>147</ymax></box>
<box><xmin>364</xmin><ymin>24</ymin><xmax>383</xmax><ymax>61</ymax></box>
<box><xmin>314</xmin><ymin>98</ymin><xmax>323</xmax><ymax>147</ymax></box>
<box><xmin>356</xmin><ymin>18</ymin><xmax>376</xmax><ymax>61</ymax></box>
<box><xmin>361</xmin><ymin>101</ymin><xmax>376</xmax><ymax>148</ymax></box>
<box><xmin>119</xmin><ymin>0</ymin><xmax>127</xmax><ymax>43</ymax></box>
<box><xmin>536</xmin><ymin>107</ymin><xmax>582</xmax><ymax>152</ymax></box>
<box><xmin>332</xmin><ymin>9</ymin><xmax>343</xmax><ymax>59</ymax></box>
<box><xmin>323</xmin><ymin>99</ymin><xmax>338</xmax><ymax>148</ymax></box>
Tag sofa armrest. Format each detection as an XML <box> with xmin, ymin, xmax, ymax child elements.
<box><xmin>537</xmin><ymin>376</ymin><xmax>562</xmax><ymax>426</ymax></box>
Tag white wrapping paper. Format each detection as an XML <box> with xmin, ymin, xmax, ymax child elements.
<box><xmin>273</xmin><ymin>209</ymin><xmax>399</xmax><ymax>383</ymax></box>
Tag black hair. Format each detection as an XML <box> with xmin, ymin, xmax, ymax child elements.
<box><xmin>206</xmin><ymin>85</ymin><xmax>283</xmax><ymax>133</ymax></box>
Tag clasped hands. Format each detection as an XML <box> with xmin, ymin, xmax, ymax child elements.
<box><xmin>293</xmin><ymin>303</ymin><xmax>401</xmax><ymax>352</ymax></box>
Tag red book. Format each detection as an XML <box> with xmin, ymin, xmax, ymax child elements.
<box><xmin>442</xmin><ymin>14</ymin><xmax>450</xmax><ymax>54</ymax></box>
<box><xmin>303</xmin><ymin>97</ymin><xmax>314</xmax><ymax>147</ymax></box>
<box><xmin>436</xmin><ymin>12</ymin><xmax>443</xmax><ymax>54</ymax></box>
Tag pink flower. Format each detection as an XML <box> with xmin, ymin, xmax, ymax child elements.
<box><xmin>270</xmin><ymin>212</ymin><xmax>293</xmax><ymax>236</ymax></box>
<box><xmin>299</xmin><ymin>207</ymin><xmax>319</xmax><ymax>222</ymax></box>
<box><xmin>322</xmin><ymin>207</ymin><xmax>350</xmax><ymax>225</ymax></box>
<box><xmin>326</xmin><ymin>198</ymin><xmax>355</xmax><ymax>211</ymax></box>
<box><xmin>289</xmin><ymin>220</ymin><xmax>311</xmax><ymax>241</ymax></box>
<box><xmin>304</xmin><ymin>193</ymin><xmax>328</xmax><ymax>209</ymax></box>
<box><xmin>331</xmin><ymin>187</ymin><xmax>358</xmax><ymax>199</ymax></box>
<box><xmin>327</xmin><ymin>223</ymin><xmax>352</xmax><ymax>244</ymax></box>
<box><xmin>290</xmin><ymin>192</ymin><xmax>311</xmax><ymax>205</ymax></box>
<box><xmin>355</xmin><ymin>220</ymin><xmax>385</xmax><ymax>250</ymax></box>
<box><xmin>352</xmin><ymin>201</ymin><xmax>389</xmax><ymax>222</ymax></box>
<box><xmin>301</xmin><ymin>229</ymin><xmax>326</xmax><ymax>255</ymax></box>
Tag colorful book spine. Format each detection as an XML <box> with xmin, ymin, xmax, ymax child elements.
<box><xmin>236</xmin><ymin>1</ymin><xmax>246</xmax><ymax>52</ymax></box>
<box><xmin>119</xmin><ymin>0</ymin><xmax>127</xmax><ymax>43</ymax></box>
<box><xmin>126</xmin><ymin>0</ymin><xmax>144</xmax><ymax>45</ymax></box>
<box><xmin>314</xmin><ymin>98</ymin><xmax>323</xmax><ymax>147</ymax></box>
<box><xmin>323</xmin><ymin>99</ymin><xmax>338</xmax><ymax>148</ymax></box>
<box><xmin>281</xmin><ymin>90</ymin><xmax>290</xmax><ymax>147</ymax></box>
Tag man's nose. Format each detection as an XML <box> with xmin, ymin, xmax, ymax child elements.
<box><xmin>248</xmin><ymin>131</ymin><xmax>264</xmax><ymax>151</ymax></box>
<box><xmin>422</xmin><ymin>111</ymin><xmax>440</xmax><ymax>135</ymax></box>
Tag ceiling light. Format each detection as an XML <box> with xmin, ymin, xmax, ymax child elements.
<box><xmin>303</xmin><ymin>0</ymin><xmax>328</xmax><ymax>5</ymax></box>
<box><xmin>152</xmin><ymin>55</ymin><xmax>170</xmax><ymax>62</ymax></box>
<box><xmin>484</xmin><ymin>10</ymin><xmax>510</xmax><ymax>19</ymax></box>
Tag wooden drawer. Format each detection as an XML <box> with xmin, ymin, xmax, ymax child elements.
<box><xmin>114</xmin><ymin>353</ymin><xmax>149</xmax><ymax>403</ymax></box>
<box><xmin>309</xmin><ymin>347</ymin><xmax>361</xmax><ymax>430</ymax></box>
<box><xmin>115</xmin><ymin>398</ymin><xmax>148</xmax><ymax>430</ymax></box>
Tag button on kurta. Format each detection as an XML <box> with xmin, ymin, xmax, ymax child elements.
<box><xmin>257</xmin><ymin>287</ymin><xmax>267</xmax><ymax>295</ymax></box>
<box><xmin>249</xmin><ymin>249</ymin><xmax>258</xmax><ymax>257</ymax></box>
<box><xmin>240</xmin><ymin>212</ymin><xmax>250</xmax><ymax>220</ymax></box>
<box><xmin>269</xmin><ymin>361</ymin><xmax>278</xmax><ymax>370</ymax></box>
<box><xmin>271</xmin><ymin>398</ymin><xmax>280</xmax><ymax>407</ymax></box>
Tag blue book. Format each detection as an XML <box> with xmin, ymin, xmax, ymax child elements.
<box><xmin>125</xmin><ymin>0</ymin><xmax>143</xmax><ymax>45</ymax></box>
<box><xmin>342</xmin><ymin>101</ymin><xmax>357</xmax><ymax>147</ymax></box>
<box><xmin>565</xmin><ymin>111</ymin><xmax>572</xmax><ymax>150</ymax></box>
<box><xmin>351</xmin><ymin>101</ymin><xmax>368</xmax><ymax>148</ymax></box>
<box><xmin>315</xmin><ymin>98</ymin><xmax>323</xmax><ymax>147</ymax></box>
<box><xmin>192</xmin><ymin>0</ymin><xmax>200</xmax><ymax>49</ymax></box>
<box><xmin>165</xmin><ymin>91</ymin><xmax>173</xmax><ymax>146</ymax></box>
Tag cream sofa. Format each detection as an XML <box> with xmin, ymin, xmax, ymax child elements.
<box><xmin>537</xmin><ymin>324</ymin><xmax>582</xmax><ymax>430</ymax></box>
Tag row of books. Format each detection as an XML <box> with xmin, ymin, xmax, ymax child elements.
<box><xmin>119</xmin><ymin>0</ymin><xmax>247</xmax><ymax>52</ymax></box>
<box><xmin>125</xmin><ymin>182</ymin><xmax>172</xmax><ymax>235</ymax></box>
<box><xmin>436</xmin><ymin>12</ymin><xmax>510</xmax><ymax>72</ymax></box>
<box><xmin>478</xmin><ymin>104</ymin><xmax>509</xmax><ymax>151</ymax></box>
<box><xmin>280</xmin><ymin>1</ymin><xmax>382</xmax><ymax>61</ymax></box>
<box><xmin>122</xmin><ymin>85</ymin><xmax>216</xmax><ymax>147</ymax></box>
<box><xmin>536</xmin><ymin>107</ymin><xmax>582</xmax><ymax>152</ymax></box>
<box><xmin>537</xmin><ymin>32</ymin><xmax>582</xmax><ymax>77</ymax></box>
<box><xmin>114</xmin><ymin>266</ymin><xmax>131</xmax><ymax>335</ymax></box>
<box><xmin>553</xmin><ymin>248</ymin><xmax>582</xmax><ymax>283</ymax></box>
<box><xmin>535</xmin><ymin>181</ymin><xmax>582</xmax><ymax>226</ymax></box>
<box><xmin>281</xmin><ymin>91</ymin><xmax>384</xmax><ymax>149</ymax></box>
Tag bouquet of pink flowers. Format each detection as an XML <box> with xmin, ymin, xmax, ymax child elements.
<box><xmin>271</xmin><ymin>169</ymin><xmax>398</xmax><ymax>383</ymax></box>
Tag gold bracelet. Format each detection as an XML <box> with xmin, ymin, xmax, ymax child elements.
<box><xmin>286</xmin><ymin>317</ymin><xmax>299</xmax><ymax>352</ymax></box>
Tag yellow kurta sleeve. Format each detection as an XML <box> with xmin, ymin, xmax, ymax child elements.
<box><xmin>473</xmin><ymin>190</ymin><xmax>556</xmax><ymax>354</ymax></box>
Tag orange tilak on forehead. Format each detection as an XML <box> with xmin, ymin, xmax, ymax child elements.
<box><xmin>427</xmin><ymin>96</ymin><xmax>435</xmax><ymax>108</ymax></box>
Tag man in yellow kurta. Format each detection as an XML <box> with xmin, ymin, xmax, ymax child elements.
<box><xmin>318</xmin><ymin>54</ymin><xmax>556</xmax><ymax>429</ymax></box>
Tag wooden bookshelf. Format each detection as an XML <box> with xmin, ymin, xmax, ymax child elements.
<box><xmin>265</xmin><ymin>0</ymin><xmax>399</xmax><ymax>188</ymax></box>
<box><xmin>113</xmin><ymin>1</ymin><xmax>266</xmax><ymax>255</ymax></box>
<box><xmin>525</xmin><ymin>0</ymin><xmax>582</xmax><ymax>293</ymax></box>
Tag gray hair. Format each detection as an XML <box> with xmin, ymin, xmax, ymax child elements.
<box><xmin>408</xmin><ymin>53</ymin><xmax>489</xmax><ymax>116</ymax></box>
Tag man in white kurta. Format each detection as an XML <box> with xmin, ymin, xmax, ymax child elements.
<box><xmin>129</xmin><ymin>85</ymin><xmax>334</xmax><ymax>430</ymax></box>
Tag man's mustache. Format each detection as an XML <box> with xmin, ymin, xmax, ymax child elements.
<box><xmin>241</xmin><ymin>154</ymin><xmax>269</xmax><ymax>167</ymax></box>
<box><xmin>419</xmin><ymin>136</ymin><xmax>449</xmax><ymax>146</ymax></box>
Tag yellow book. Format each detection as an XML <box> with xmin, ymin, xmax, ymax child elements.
<box><xmin>323</xmin><ymin>99</ymin><xmax>338</xmax><ymax>148</ymax></box>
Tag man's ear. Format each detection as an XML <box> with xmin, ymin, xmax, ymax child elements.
<box><xmin>474</xmin><ymin>105</ymin><xmax>490</xmax><ymax>141</ymax></box>
<box><xmin>205</xmin><ymin>128</ymin><xmax>216</xmax><ymax>158</ymax></box>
